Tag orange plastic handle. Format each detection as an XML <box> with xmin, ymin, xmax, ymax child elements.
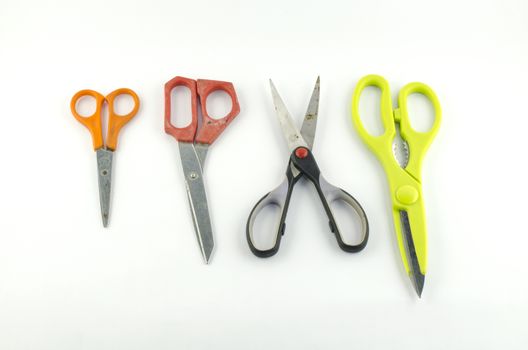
<box><xmin>195</xmin><ymin>79</ymin><xmax>240</xmax><ymax>145</ymax></box>
<box><xmin>70</xmin><ymin>88</ymin><xmax>140</xmax><ymax>151</ymax></box>
<box><xmin>105</xmin><ymin>88</ymin><xmax>140</xmax><ymax>150</ymax></box>
<box><xmin>71</xmin><ymin>89</ymin><xmax>105</xmax><ymax>150</ymax></box>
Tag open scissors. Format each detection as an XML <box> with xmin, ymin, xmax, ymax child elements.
<box><xmin>247</xmin><ymin>78</ymin><xmax>369</xmax><ymax>257</ymax></box>
<box><xmin>71</xmin><ymin>88</ymin><xmax>140</xmax><ymax>227</ymax></box>
<box><xmin>164</xmin><ymin>76</ymin><xmax>240</xmax><ymax>264</ymax></box>
<box><xmin>351</xmin><ymin>74</ymin><xmax>441</xmax><ymax>297</ymax></box>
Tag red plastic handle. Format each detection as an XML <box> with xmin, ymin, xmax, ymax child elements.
<box><xmin>195</xmin><ymin>79</ymin><xmax>240</xmax><ymax>145</ymax></box>
<box><xmin>164</xmin><ymin>76</ymin><xmax>198</xmax><ymax>143</ymax></box>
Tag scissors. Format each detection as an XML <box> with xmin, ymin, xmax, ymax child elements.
<box><xmin>164</xmin><ymin>76</ymin><xmax>240</xmax><ymax>264</ymax></box>
<box><xmin>351</xmin><ymin>74</ymin><xmax>441</xmax><ymax>297</ymax></box>
<box><xmin>70</xmin><ymin>88</ymin><xmax>140</xmax><ymax>227</ymax></box>
<box><xmin>246</xmin><ymin>77</ymin><xmax>369</xmax><ymax>257</ymax></box>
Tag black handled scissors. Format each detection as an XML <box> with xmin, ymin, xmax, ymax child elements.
<box><xmin>246</xmin><ymin>77</ymin><xmax>369</xmax><ymax>257</ymax></box>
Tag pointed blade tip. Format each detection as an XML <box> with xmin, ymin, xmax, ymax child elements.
<box><xmin>312</xmin><ymin>77</ymin><xmax>320</xmax><ymax>94</ymax></box>
<box><xmin>269</xmin><ymin>79</ymin><xmax>278</xmax><ymax>94</ymax></box>
<box><xmin>102</xmin><ymin>214</ymin><xmax>109</xmax><ymax>228</ymax></box>
<box><xmin>202</xmin><ymin>250</ymin><xmax>214</xmax><ymax>264</ymax></box>
<box><xmin>200</xmin><ymin>242</ymin><xmax>214</xmax><ymax>264</ymax></box>
<box><xmin>415</xmin><ymin>283</ymin><xmax>423</xmax><ymax>298</ymax></box>
<box><xmin>411</xmin><ymin>273</ymin><xmax>425</xmax><ymax>298</ymax></box>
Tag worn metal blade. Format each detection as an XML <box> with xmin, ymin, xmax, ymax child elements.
<box><xmin>178</xmin><ymin>142</ymin><xmax>214</xmax><ymax>263</ymax></box>
<box><xmin>269</xmin><ymin>79</ymin><xmax>308</xmax><ymax>153</ymax></box>
<box><xmin>193</xmin><ymin>143</ymin><xmax>209</xmax><ymax>171</ymax></box>
<box><xmin>300</xmin><ymin>76</ymin><xmax>320</xmax><ymax>150</ymax></box>
<box><xmin>96</xmin><ymin>149</ymin><xmax>113</xmax><ymax>227</ymax></box>
<box><xmin>399</xmin><ymin>210</ymin><xmax>425</xmax><ymax>297</ymax></box>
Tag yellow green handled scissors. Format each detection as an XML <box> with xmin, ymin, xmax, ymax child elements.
<box><xmin>351</xmin><ymin>75</ymin><xmax>441</xmax><ymax>297</ymax></box>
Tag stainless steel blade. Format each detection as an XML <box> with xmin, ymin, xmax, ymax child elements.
<box><xmin>393</xmin><ymin>125</ymin><xmax>410</xmax><ymax>168</ymax></box>
<box><xmin>178</xmin><ymin>142</ymin><xmax>214</xmax><ymax>263</ymax></box>
<box><xmin>300</xmin><ymin>76</ymin><xmax>320</xmax><ymax>150</ymax></box>
<box><xmin>399</xmin><ymin>210</ymin><xmax>425</xmax><ymax>297</ymax></box>
<box><xmin>96</xmin><ymin>149</ymin><xmax>113</xmax><ymax>227</ymax></box>
<box><xmin>269</xmin><ymin>79</ymin><xmax>308</xmax><ymax>153</ymax></box>
<box><xmin>193</xmin><ymin>142</ymin><xmax>209</xmax><ymax>171</ymax></box>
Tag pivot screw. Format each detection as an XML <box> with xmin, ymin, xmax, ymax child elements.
<box><xmin>295</xmin><ymin>147</ymin><xmax>309</xmax><ymax>159</ymax></box>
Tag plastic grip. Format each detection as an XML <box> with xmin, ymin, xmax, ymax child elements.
<box><xmin>70</xmin><ymin>89</ymin><xmax>105</xmax><ymax>150</ymax></box>
<box><xmin>195</xmin><ymin>79</ymin><xmax>241</xmax><ymax>144</ymax></box>
<box><xmin>106</xmin><ymin>88</ymin><xmax>140</xmax><ymax>151</ymax></box>
<box><xmin>290</xmin><ymin>150</ymin><xmax>369</xmax><ymax>253</ymax></box>
<box><xmin>351</xmin><ymin>75</ymin><xmax>396</xmax><ymax>152</ymax></box>
<box><xmin>351</xmin><ymin>74</ymin><xmax>441</xmax><ymax>181</ymax></box>
<box><xmin>246</xmin><ymin>178</ymin><xmax>292</xmax><ymax>257</ymax></box>
<box><xmin>71</xmin><ymin>88</ymin><xmax>139</xmax><ymax>151</ymax></box>
<box><xmin>164</xmin><ymin>76</ymin><xmax>198</xmax><ymax>143</ymax></box>
<box><xmin>164</xmin><ymin>77</ymin><xmax>240</xmax><ymax>145</ymax></box>
<box><xmin>318</xmin><ymin>176</ymin><xmax>369</xmax><ymax>252</ymax></box>
<box><xmin>397</xmin><ymin>82</ymin><xmax>442</xmax><ymax>180</ymax></box>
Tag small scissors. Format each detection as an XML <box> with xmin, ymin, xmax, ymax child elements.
<box><xmin>351</xmin><ymin>74</ymin><xmax>441</xmax><ymax>297</ymax></box>
<box><xmin>164</xmin><ymin>76</ymin><xmax>240</xmax><ymax>264</ymax></box>
<box><xmin>71</xmin><ymin>88</ymin><xmax>140</xmax><ymax>227</ymax></box>
<box><xmin>247</xmin><ymin>78</ymin><xmax>369</xmax><ymax>257</ymax></box>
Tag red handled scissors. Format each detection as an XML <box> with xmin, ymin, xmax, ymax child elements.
<box><xmin>164</xmin><ymin>77</ymin><xmax>240</xmax><ymax>263</ymax></box>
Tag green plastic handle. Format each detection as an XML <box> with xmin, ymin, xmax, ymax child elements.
<box><xmin>351</xmin><ymin>74</ymin><xmax>441</xmax><ymax>275</ymax></box>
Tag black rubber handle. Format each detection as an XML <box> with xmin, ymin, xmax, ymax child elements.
<box><xmin>291</xmin><ymin>147</ymin><xmax>369</xmax><ymax>252</ymax></box>
<box><xmin>246</xmin><ymin>164</ymin><xmax>298</xmax><ymax>257</ymax></box>
<box><xmin>246</xmin><ymin>149</ymin><xmax>369</xmax><ymax>257</ymax></box>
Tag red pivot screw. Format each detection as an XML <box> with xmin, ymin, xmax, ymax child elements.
<box><xmin>295</xmin><ymin>147</ymin><xmax>309</xmax><ymax>159</ymax></box>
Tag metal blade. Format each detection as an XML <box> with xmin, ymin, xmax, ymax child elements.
<box><xmin>96</xmin><ymin>149</ymin><xmax>113</xmax><ymax>227</ymax></box>
<box><xmin>300</xmin><ymin>76</ymin><xmax>320</xmax><ymax>150</ymax></box>
<box><xmin>178</xmin><ymin>142</ymin><xmax>214</xmax><ymax>263</ymax></box>
<box><xmin>392</xmin><ymin>125</ymin><xmax>410</xmax><ymax>168</ymax></box>
<box><xmin>399</xmin><ymin>210</ymin><xmax>425</xmax><ymax>297</ymax></box>
<box><xmin>269</xmin><ymin>79</ymin><xmax>308</xmax><ymax>153</ymax></box>
<box><xmin>194</xmin><ymin>143</ymin><xmax>209</xmax><ymax>171</ymax></box>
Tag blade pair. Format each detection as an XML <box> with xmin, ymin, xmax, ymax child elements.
<box><xmin>178</xmin><ymin>142</ymin><xmax>214</xmax><ymax>264</ymax></box>
<box><xmin>394</xmin><ymin>129</ymin><xmax>425</xmax><ymax>297</ymax></box>
<box><xmin>96</xmin><ymin>149</ymin><xmax>113</xmax><ymax>227</ymax></box>
<box><xmin>269</xmin><ymin>77</ymin><xmax>320</xmax><ymax>152</ymax></box>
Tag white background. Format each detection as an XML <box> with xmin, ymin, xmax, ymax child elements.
<box><xmin>1</xmin><ymin>0</ymin><xmax>527</xmax><ymax>349</ymax></box>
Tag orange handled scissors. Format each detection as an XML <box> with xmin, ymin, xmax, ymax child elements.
<box><xmin>71</xmin><ymin>88</ymin><xmax>140</xmax><ymax>227</ymax></box>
